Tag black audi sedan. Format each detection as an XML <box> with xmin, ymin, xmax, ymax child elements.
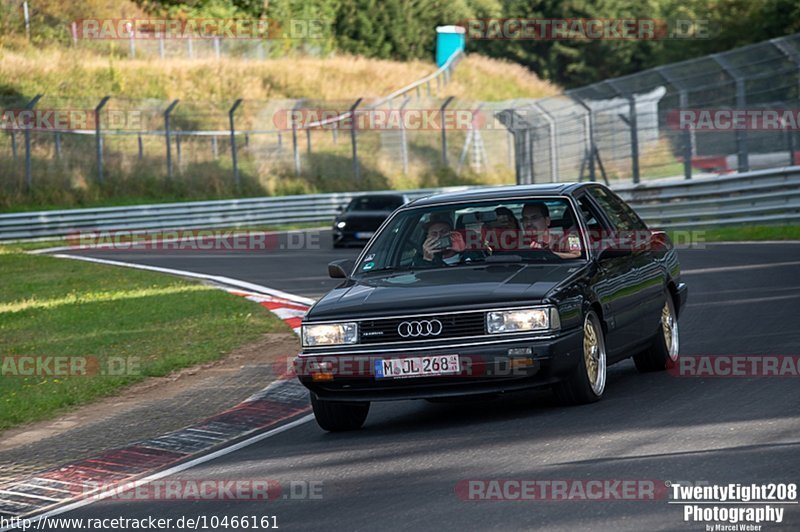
<box><xmin>297</xmin><ymin>183</ymin><xmax>687</xmax><ymax>431</ymax></box>
<box><xmin>332</xmin><ymin>193</ymin><xmax>409</xmax><ymax>247</ymax></box>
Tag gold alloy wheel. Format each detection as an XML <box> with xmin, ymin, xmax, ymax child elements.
<box><xmin>661</xmin><ymin>298</ymin><xmax>680</xmax><ymax>361</ymax></box>
<box><xmin>583</xmin><ymin>314</ymin><xmax>606</xmax><ymax>396</ymax></box>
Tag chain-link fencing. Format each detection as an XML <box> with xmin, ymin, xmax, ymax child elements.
<box><xmin>498</xmin><ymin>33</ymin><xmax>800</xmax><ymax>185</ymax></box>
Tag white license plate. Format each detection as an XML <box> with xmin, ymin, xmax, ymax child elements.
<box><xmin>355</xmin><ymin>231</ymin><xmax>374</xmax><ymax>239</ymax></box>
<box><xmin>374</xmin><ymin>355</ymin><xmax>460</xmax><ymax>379</ymax></box>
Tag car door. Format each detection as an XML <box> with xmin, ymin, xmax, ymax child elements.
<box><xmin>575</xmin><ymin>191</ymin><xmax>647</xmax><ymax>359</ymax></box>
<box><xmin>585</xmin><ymin>186</ymin><xmax>666</xmax><ymax>347</ymax></box>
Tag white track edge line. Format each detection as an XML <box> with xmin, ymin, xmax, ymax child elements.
<box><xmin>49</xmin><ymin>254</ymin><xmax>316</xmax><ymax>306</ymax></box>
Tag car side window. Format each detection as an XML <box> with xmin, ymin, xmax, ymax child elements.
<box><xmin>576</xmin><ymin>195</ymin><xmax>608</xmax><ymax>250</ymax></box>
<box><xmin>587</xmin><ymin>187</ymin><xmax>647</xmax><ymax>231</ymax></box>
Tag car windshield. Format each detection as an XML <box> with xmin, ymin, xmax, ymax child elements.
<box><xmin>346</xmin><ymin>196</ymin><xmax>404</xmax><ymax>212</ymax></box>
<box><xmin>353</xmin><ymin>198</ymin><xmax>587</xmax><ymax>277</ymax></box>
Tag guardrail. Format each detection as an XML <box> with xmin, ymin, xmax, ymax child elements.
<box><xmin>0</xmin><ymin>187</ymin><xmax>471</xmax><ymax>242</ymax></box>
<box><xmin>2</xmin><ymin>166</ymin><xmax>799</xmax><ymax>242</ymax></box>
<box><xmin>614</xmin><ymin>166</ymin><xmax>800</xmax><ymax>228</ymax></box>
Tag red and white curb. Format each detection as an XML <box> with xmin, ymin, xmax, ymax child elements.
<box><xmin>0</xmin><ymin>255</ymin><xmax>315</xmax><ymax>527</ymax></box>
<box><xmin>228</xmin><ymin>290</ymin><xmax>310</xmax><ymax>336</ymax></box>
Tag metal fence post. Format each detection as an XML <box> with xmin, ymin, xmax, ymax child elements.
<box><xmin>713</xmin><ymin>53</ymin><xmax>748</xmax><ymax>172</ymax></box>
<box><xmin>533</xmin><ymin>102</ymin><xmax>558</xmax><ymax>182</ymax></box>
<box><xmin>628</xmin><ymin>96</ymin><xmax>640</xmax><ymax>184</ymax></box>
<box><xmin>571</xmin><ymin>96</ymin><xmax>597</xmax><ymax>183</ymax></box>
<box><xmin>350</xmin><ymin>98</ymin><xmax>363</xmax><ymax>180</ymax></box>
<box><xmin>137</xmin><ymin>133</ymin><xmax>143</xmax><ymax>160</ymax></box>
<box><xmin>10</xmin><ymin>132</ymin><xmax>17</xmax><ymax>161</ymax></box>
<box><xmin>613</xmin><ymin>92</ymin><xmax>640</xmax><ymax>185</ymax></box>
<box><xmin>24</xmin><ymin>94</ymin><xmax>42</xmax><ymax>191</ymax></box>
<box><xmin>23</xmin><ymin>1</ymin><xmax>30</xmax><ymax>41</ymax></box>
<box><xmin>306</xmin><ymin>129</ymin><xmax>312</xmax><ymax>154</ymax></box>
<box><xmin>95</xmin><ymin>96</ymin><xmax>110</xmax><ymax>184</ymax></box>
<box><xmin>440</xmin><ymin>96</ymin><xmax>455</xmax><ymax>167</ymax></box>
<box><xmin>128</xmin><ymin>24</ymin><xmax>136</xmax><ymax>58</ymax></box>
<box><xmin>212</xmin><ymin>136</ymin><xmax>218</xmax><ymax>159</ymax></box>
<box><xmin>176</xmin><ymin>133</ymin><xmax>182</xmax><ymax>169</ymax></box>
<box><xmin>229</xmin><ymin>99</ymin><xmax>243</xmax><ymax>188</ymax></box>
<box><xmin>164</xmin><ymin>99</ymin><xmax>179</xmax><ymax>179</ymax></box>
<box><xmin>187</xmin><ymin>36</ymin><xmax>193</xmax><ymax>59</ymax></box>
<box><xmin>506</xmin><ymin>131</ymin><xmax>513</xmax><ymax>169</ymax></box>
<box><xmin>679</xmin><ymin>90</ymin><xmax>693</xmax><ymax>179</ymax></box>
<box><xmin>655</xmin><ymin>67</ymin><xmax>692</xmax><ymax>180</ymax></box>
<box><xmin>158</xmin><ymin>36</ymin><xmax>165</xmax><ymax>60</ymax></box>
<box><xmin>495</xmin><ymin>109</ymin><xmax>530</xmax><ymax>184</ymax></box>
<box><xmin>292</xmin><ymin>117</ymin><xmax>300</xmax><ymax>176</ymax></box>
<box><xmin>526</xmin><ymin>128</ymin><xmax>534</xmax><ymax>184</ymax></box>
<box><xmin>54</xmin><ymin>132</ymin><xmax>61</xmax><ymax>160</ymax></box>
<box><xmin>214</xmin><ymin>37</ymin><xmax>221</xmax><ymax>59</ymax></box>
<box><xmin>399</xmin><ymin>97</ymin><xmax>411</xmax><ymax>175</ymax></box>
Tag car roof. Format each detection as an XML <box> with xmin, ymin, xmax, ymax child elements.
<box><xmin>406</xmin><ymin>183</ymin><xmax>591</xmax><ymax>208</ymax></box>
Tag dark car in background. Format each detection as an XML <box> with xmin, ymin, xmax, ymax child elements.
<box><xmin>298</xmin><ymin>183</ymin><xmax>688</xmax><ymax>431</ymax></box>
<box><xmin>332</xmin><ymin>194</ymin><xmax>409</xmax><ymax>247</ymax></box>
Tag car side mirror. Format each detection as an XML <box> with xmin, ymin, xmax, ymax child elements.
<box><xmin>328</xmin><ymin>259</ymin><xmax>355</xmax><ymax>279</ymax></box>
<box><xmin>336</xmin><ymin>205</ymin><xmax>345</xmax><ymax>213</ymax></box>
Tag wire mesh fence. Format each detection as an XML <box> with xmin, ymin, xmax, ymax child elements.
<box><xmin>1</xmin><ymin>52</ymin><xmax>521</xmax><ymax>206</ymax></box>
<box><xmin>498</xmin><ymin>33</ymin><xmax>800</xmax><ymax>185</ymax></box>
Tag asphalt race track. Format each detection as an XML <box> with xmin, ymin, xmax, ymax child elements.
<box><xmin>44</xmin><ymin>232</ymin><xmax>800</xmax><ymax>531</ymax></box>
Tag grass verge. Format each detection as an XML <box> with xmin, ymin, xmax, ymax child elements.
<box><xmin>667</xmin><ymin>225</ymin><xmax>800</xmax><ymax>243</ymax></box>
<box><xmin>0</xmin><ymin>246</ymin><xmax>287</xmax><ymax>430</ymax></box>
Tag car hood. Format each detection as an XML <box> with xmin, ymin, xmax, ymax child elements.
<box><xmin>307</xmin><ymin>263</ymin><xmax>585</xmax><ymax>320</ymax></box>
<box><xmin>336</xmin><ymin>211</ymin><xmax>392</xmax><ymax>222</ymax></box>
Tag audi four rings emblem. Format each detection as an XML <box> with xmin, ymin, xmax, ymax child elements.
<box><xmin>397</xmin><ymin>319</ymin><xmax>443</xmax><ymax>338</ymax></box>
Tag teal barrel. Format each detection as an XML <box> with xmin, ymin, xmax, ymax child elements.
<box><xmin>436</xmin><ymin>26</ymin><xmax>466</xmax><ymax>67</ymax></box>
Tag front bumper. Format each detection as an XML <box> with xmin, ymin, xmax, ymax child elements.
<box><xmin>332</xmin><ymin>228</ymin><xmax>375</xmax><ymax>246</ymax></box>
<box><xmin>295</xmin><ymin>328</ymin><xmax>584</xmax><ymax>402</ymax></box>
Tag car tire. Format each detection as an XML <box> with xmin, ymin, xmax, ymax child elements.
<box><xmin>553</xmin><ymin>310</ymin><xmax>607</xmax><ymax>405</ymax></box>
<box><xmin>311</xmin><ymin>394</ymin><xmax>369</xmax><ymax>431</ymax></box>
<box><xmin>634</xmin><ymin>293</ymin><xmax>680</xmax><ymax>373</ymax></box>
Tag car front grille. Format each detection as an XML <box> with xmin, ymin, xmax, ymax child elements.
<box><xmin>358</xmin><ymin>312</ymin><xmax>486</xmax><ymax>344</ymax></box>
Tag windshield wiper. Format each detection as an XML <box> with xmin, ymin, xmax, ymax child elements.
<box><xmin>484</xmin><ymin>254</ymin><xmax>523</xmax><ymax>263</ymax></box>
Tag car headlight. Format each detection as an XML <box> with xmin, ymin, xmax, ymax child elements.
<box><xmin>302</xmin><ymin>322</ymin><xmax>358</xmax><ymax>347</ymax></box>
<box><xmin>336</xmin><ymin>221</ymin><xmax>347</xmax><ymax>229</ymax></box>
<box><xmin>486</xmin><ymin>307</ymin><xmax>560</xmax><ymax>334</ymax></box>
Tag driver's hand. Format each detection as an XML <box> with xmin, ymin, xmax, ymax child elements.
<box><xmin>449</xmin><ymin>231</ymin><xmax>466</xmax><ymax>252</ymax></box>
<box><xmin>423</xmin><ymin>235</ymin><xmax>440</xmax><ymax>261</ymax></box>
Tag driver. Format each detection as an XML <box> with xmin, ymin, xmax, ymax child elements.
<box><xmin>412</xmin><ymin>215</ymin><xmax>466</xmax><ymax>268</ymax></box>
<box><xmin>521</xmin><ymin>202</ymin><xmax>582</xmax><ymax>259</ymax></box>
